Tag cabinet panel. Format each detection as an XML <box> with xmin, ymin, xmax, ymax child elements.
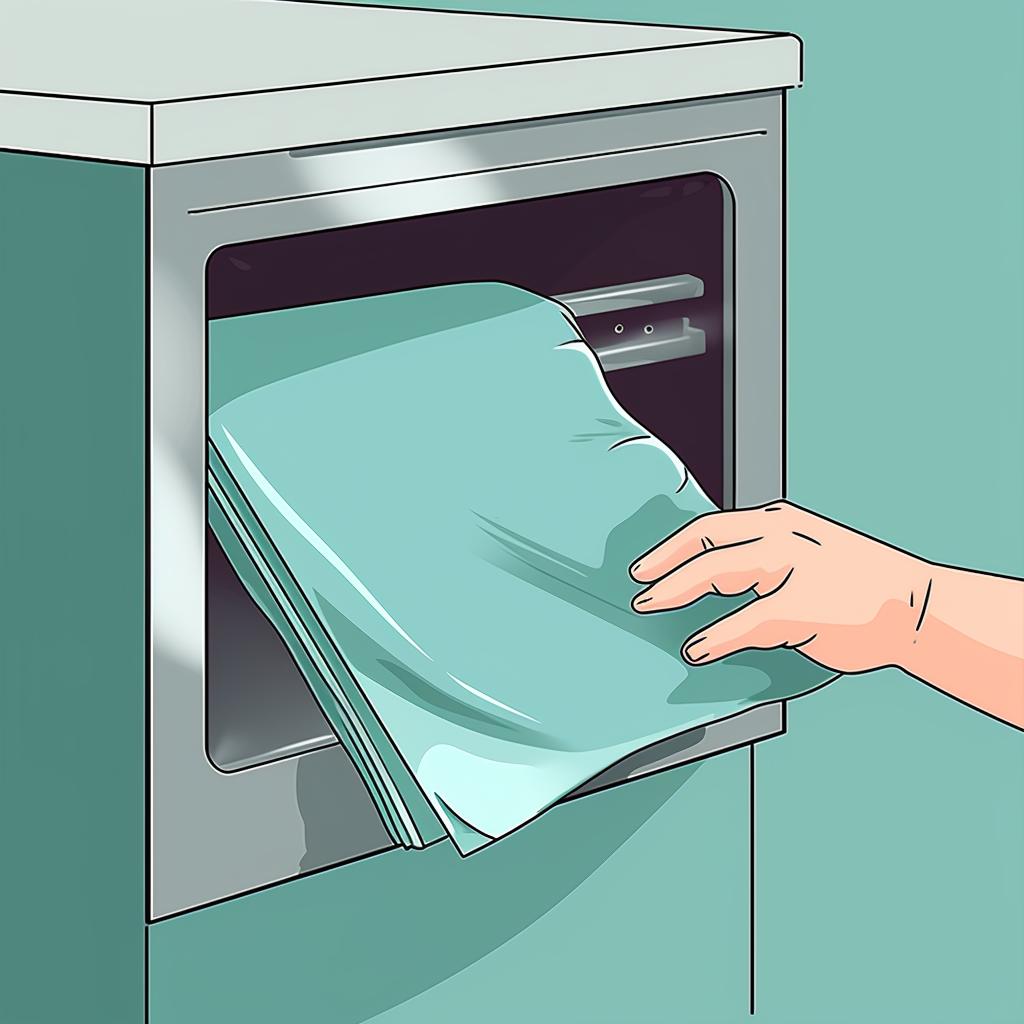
<box><xmin>0</xmin><ymin>151</ymin><xmax>147</xmax><ymax>1024</ymax></box>
<box><xmin>150</xmin><ymin>750</ymin><xmax>750</xmax><ymax>1024</ymax></box>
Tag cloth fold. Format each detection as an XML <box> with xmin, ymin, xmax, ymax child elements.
<box><xmin>208</xmin><ymin>282</ymin><xmax>832</xmax><ymax>853</ymax></box>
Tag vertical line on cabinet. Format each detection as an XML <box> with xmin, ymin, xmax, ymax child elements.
<box><xmin>749</xmin><ymin>743</ymin><xmax>756</xmax><ymax>1015</ymax></box>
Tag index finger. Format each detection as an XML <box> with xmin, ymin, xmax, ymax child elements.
<box><xmin>629</xmin><ymin>507</ymin><xmax>772</xmax><ymax>583</ymax></box>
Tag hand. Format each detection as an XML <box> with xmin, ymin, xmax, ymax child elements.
<box><xmin>629</xmin><ymin>501</ymin><xmax>934</xmax><ymax>674</ymax></box>
<box><xmin>628</xmin><ymin>501</ymin><xmax>1024</xmax><ymax>729</ymax></box>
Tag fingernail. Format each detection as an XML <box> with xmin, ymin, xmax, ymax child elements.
<box><xmin>629</xmin><ymin>559</ymin><xmax>645</xmax><ymax>579</ymax></box>
<box><xmin>683</xmin><ymin>636</ymin><xmax>709</xmax><ymax>663</ymax></box>
<box><xmin>632</xmin><ymin>591</ymin><xmax>653</xmax><ymax>611</ymax></box>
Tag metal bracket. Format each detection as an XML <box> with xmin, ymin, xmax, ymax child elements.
<box><xmin>555</xmin><ymin>275</ymin><xmax>707</xmax><ymax>370</ymax></box>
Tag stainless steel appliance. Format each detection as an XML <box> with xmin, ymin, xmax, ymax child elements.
<box><xmin>156</xmin><ymin>88</ymin><xmax>792</xmax><ymax>920</ymax></box>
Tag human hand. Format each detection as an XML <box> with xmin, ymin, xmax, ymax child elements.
<box><xmin>629</xmin><ymin>501</ymin><xmax>931</xmax><ymax>674</ymax></box>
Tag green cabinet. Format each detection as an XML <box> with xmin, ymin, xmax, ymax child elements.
<box><xmin>0</xmin><ymin>152</ymin><xmax>147</xmax><ymax>1024</ymax></box>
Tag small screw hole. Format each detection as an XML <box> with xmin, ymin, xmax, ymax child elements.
<box><xmin>643</xmin><ymin>324</ymin><xmax>654</xmax><ymax>335</ymax></box>
<box><xmin>614</xmin><ymin>324</ymin><xmax>624</xmax><ymax>334</ymax></box>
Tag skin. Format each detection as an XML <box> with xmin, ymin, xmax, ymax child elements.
<box><xmin>629</xmin><ymin>501</ymin><xmax>1024</xmax><ymax>730</ymax></box>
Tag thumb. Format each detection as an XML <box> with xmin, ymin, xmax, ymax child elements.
<box><xmin>682</xmin><ymin>599</ymin><xmax>794</xmax><ymax>665</ymax></box>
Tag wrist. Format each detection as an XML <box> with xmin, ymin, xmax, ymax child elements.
<box><xmin>883</xmin><ymin>556</ymin><xmax>943</xmax><ymax>676</ymax></box>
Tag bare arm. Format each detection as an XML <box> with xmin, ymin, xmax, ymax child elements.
<box><xmin>629</xmin><ymin>501</ymin><xmax>1024</xmax><ymax>729</ymax></box>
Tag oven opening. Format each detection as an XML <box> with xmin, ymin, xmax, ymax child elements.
<box><xmin>205</xmin><ymin>172</ymin><xmax>733</xmax><ymax>773</ymax></box>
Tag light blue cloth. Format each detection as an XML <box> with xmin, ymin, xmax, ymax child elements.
<box><xmin>208</xmin><ymin>283</ymin><xmax>832</xmax><ymax>852</ymax></box>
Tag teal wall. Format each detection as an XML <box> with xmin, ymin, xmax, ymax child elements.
<box><xmin>340</xmin><ymin>2</ymin><xmax>1024</xmax><ymax>1021</ymax></box>
<box><xmin>0</xmin><ymin>154</ymin><xmax>147</xmax><ymax>1022</ymax></box>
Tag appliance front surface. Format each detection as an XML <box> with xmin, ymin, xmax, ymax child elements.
<box><xmin>149</xmin><ymin>92</ymin><xmax>785</xmax><ymax>919</ymax></box>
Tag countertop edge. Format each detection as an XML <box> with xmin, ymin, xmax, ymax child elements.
<box><xmin>1</xmin><ymin>35</ymin><xmax>801</xmax><ymax>166</ymax></box>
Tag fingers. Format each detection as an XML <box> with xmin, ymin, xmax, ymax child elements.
<box><xmin>629</xmin><ymin>507</ymin><xmax>779</xmax><ymax>583</ymax></box>
<box><xmin>631</xmin><ymin>541</ymin><xmax>790</xmax><ymax>613</ymax></box>
<box><xmin>682</xmin><ymin>600</ymin><xmax>803</xmax><ymax>665</ymax></box>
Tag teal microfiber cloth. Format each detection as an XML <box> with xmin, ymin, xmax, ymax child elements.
<box><xmin>207</xmin><ymin>282</ymin><xmax>832</xmax><ymax>853</ymax></box>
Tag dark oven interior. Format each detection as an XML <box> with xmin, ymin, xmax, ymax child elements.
<box><xmin>205</xmin><ymin>172</ymin><xmax>732</xmax><ymax>772</ymax></box>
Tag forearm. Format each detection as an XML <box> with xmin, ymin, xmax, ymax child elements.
<box><xmin>893</xmin><ymin>562</ymin><xmax>1024</xmax><ymax>728</ymax></box>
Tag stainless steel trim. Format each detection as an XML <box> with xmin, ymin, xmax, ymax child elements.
<box><xmin>185</xmin><ymin>130</ymin><xmax>766</xmax><ymax>215</ymax></box>
<box><xmin>721</xmin><ymin>177</ymin><xmax>737</xmax><ymax>510</ymax></box>
<box><xmin>595</xmin><ymin>318</ymin><xmax>707</xmax><ymax>371</ymax></box>
<box><xmin>212</xmin><ymin>733</ymin><xmax>338</xmax><ymax>774</ymax></box>
<box><xmin>554</xmin><ymin>273</ymin><xmax>704</xmax><ymax>316</ymax></box>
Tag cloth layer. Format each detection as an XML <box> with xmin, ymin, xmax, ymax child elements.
<box><xmin>208</xmin><ymin>282</ymin><xmax>832</xmax><ymax>852</ymax></box>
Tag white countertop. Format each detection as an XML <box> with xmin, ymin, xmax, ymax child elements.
<box><xmin>0</xmin><ymin>0</ymin><xmax>801</xmax><ymax>165</ymax></box>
